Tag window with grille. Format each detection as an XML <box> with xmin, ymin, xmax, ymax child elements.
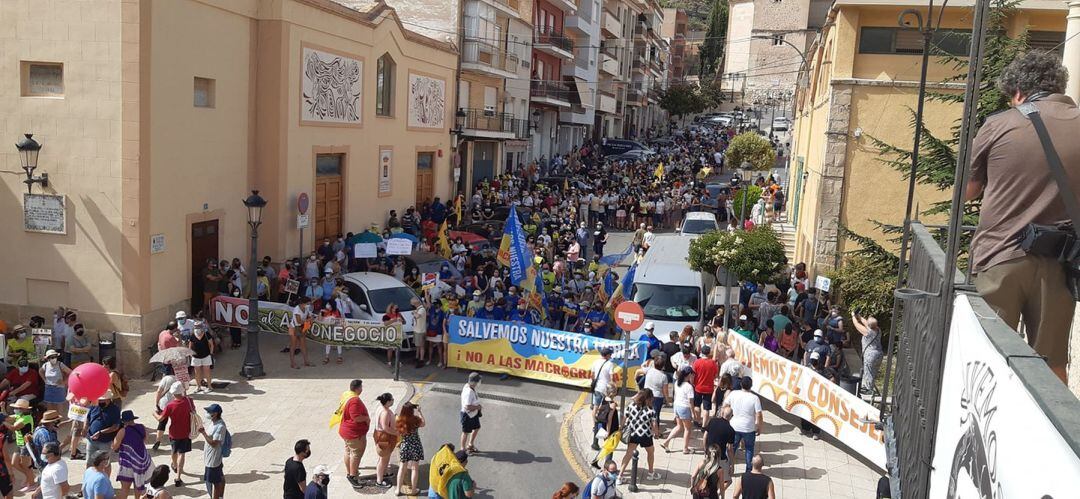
<box><xmin>858</xmin><ymin>27</ymin><xmax>971</xmax><ymax>56</ymax></box>
<box><xmin>376</xmin><ymin>54</ymin><xmax>395</xmax><ymax>117</ymax></box>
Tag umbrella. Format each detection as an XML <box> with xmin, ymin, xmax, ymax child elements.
<box><xmin>390</xmin><ymin>232</ymin><xmax>419</xmax><ymax>243</ymax></box>
<box><xmin>356</xmin><ymin>231</ymin><xmax>383</xmax><ymax>244</ymax></box>
<box><xmin>149</xmin><ymin>347</ymin><xmax>195</xmax><ymax>365</ymax></box>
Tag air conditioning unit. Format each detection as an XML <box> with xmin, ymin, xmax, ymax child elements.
<box><xmin>483</xmin><ymin>107</ymin><xmax>496</xmax><ymax>116</ymax></box>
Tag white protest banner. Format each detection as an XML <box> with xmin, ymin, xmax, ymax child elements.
<box><xmin>815</xmin><ymin>275</ymin><xmax>831</xmax><ymax>293</ymax></box>
<box><xmin>928</xmin><ymin>295</ymin><xmax>1080</xmax><ymax>497</ymax></box>
<box><xmin>385</xmin><ymin>238</ymin><xmax>413</xmax><ymax>256</ymax></box>
<box><xmin>725</xmin><ymin>331</ymin><xmax>885</xmax><ymax>470</ymax></box>
<box><xmin>68</xmin><ymin>402</ymin><xmax>89</xmax><ymax>422</ymax></box>
<box><xmin>354</xmin><ymin>243</ymin><xmax>377</xmax><ymax>258</ymax></box>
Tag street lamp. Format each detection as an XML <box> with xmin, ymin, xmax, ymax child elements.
<box><xmin>15</xmin><ymin>134</ymin><xmax>49</xmax><ymax>194</ymax></box>
<box><xmin>729</xmin><ymin>173</ymin><xmax>742</xmax><ymax>228</ymax></box>
<box><xmin>241</xmin><ymin>189</ymin><xmax>267</xmax><ymax>379</ymax></box>
<box><xmin>453</xmin><ymin>108</ymin><xmax>467</xmax><ymax>136</ymax></box>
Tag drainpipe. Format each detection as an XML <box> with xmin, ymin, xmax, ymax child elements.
<box><xmin>453</xmin><ymin>0</ymin><xmax>466</xmax><ymax>198</ymax></box>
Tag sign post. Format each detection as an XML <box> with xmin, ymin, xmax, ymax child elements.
<box><xmin>297</xmin><ymin>193</ymin><xmax>309</xmax><ymax>261</ymax></box>
<box><xmin>714</xmin><ymin>266</ymin><xmax>738</xmax><ymax>335</ymax></box>
<box><xmin>613</xmin><ymin>301</ymin><xmax>645</xmax><ymax>424</ymax></box>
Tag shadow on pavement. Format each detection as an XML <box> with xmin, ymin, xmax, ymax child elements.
<box><xmin>227</xmin><ymin>469</ymin><xmax>273</xmax><ymax>484</ymax></box>
<box><xmin>475</xmin><ymin>449</ymin><xmax>553</xmax><ymax>464</ymax></box>
<box><xmin>755</xmin><ymin>439</ymin><xmax>803</xmax><ymax>453</ymax></box>
<box><xmin>230</xmin><ymin>430</ymin><xmax>275</xmax><ymax>449</ymax></box>
<box><xmin>767</xmin><ymin>465</ymin><xmax>827</xmax><ymax>480</ymax></box>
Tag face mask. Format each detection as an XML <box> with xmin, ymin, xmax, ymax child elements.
<box><xmin>39</xmin><ymin>454</ymin><xmax>48</xmax><ymax>463</ymax></box>
<box><xmin>98</xmin><ymin>402</ymin><xmax>108</xmax><ymax>408</ymax></box>
<box><xmin>76</xmin><ymin>330</ymin><xmax>84</xmax><ymax>336</ymax></box>
<box><xmin>485</xmin><ymin>306</ymin><xmax>493</xmax><ymax>311</ymax></box>
<box><xmin>18</xmin><ymin>367</ymin><xmax>28</xmax><ymax>374</ymax></box>
<box><xmin>49</xmin><ymin>358</ymin><xmax>58</xmax><ymax>365</ymax></box>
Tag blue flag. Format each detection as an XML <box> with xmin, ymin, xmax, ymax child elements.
<box><xmin>621</xmin><ymin>263</ymin><xmax>636</xmax><ymax>300</ymax></box>
<box><xmin>598</xmin><ymin>242</ymin><xmax>634</xmax><ymax>267</ymax></box>
<box><xmin>498</xmin><ymin>207</ymin><xmax>537</xmax><ymax>292</ymax></box>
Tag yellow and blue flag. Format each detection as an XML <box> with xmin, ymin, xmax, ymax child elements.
<box><xmin>499</xmin><ymin>207</ymin><xmax>537</xmax><ymax>292</ymax></box>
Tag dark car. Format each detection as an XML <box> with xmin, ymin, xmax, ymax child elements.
<box><xmin>460</xmin><ymin>221</ymin><xmax>504</xmax><ymax>241</ymax></box>
<box><xmin>601</xmin><ymin>139</ymin><xmax>653</xmax><ymax>157</ymax></box>
<box><xmin>403</xmin><ymin>252</ymin><xmax>463</xmax><ymax>281</ymax></box>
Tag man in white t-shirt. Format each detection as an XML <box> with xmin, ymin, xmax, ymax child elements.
<box><xmin>725</xmin><ymin>376</ymin><xmax>762</xmax><ymax>472</ymax></box>
<box><xmin>720</xmin><ymin>349</ymin><xmax>747</xmax><ymax>380</ymax></box>
<box><xmin>590</xmin><ymin>348</ymin><xmax>615</xmax><ymax>409</ymax></box>
<box><xmin>460</xmin><ymin>372</ymin><xmax>483</xmax><ymax>454</ymax></box>
<box><xmin>714</xmin><ymin>150</ymin><xmax>724</xmax><ymax>167</ymax></box>
<box><xmin>39</xmin><ymin>441</ymin><xmax>70</xmax><ymax>499</ymax></box>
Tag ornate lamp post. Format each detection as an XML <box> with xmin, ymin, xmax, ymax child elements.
<box><xmin>241</xmin><ymin>190</ymin><xmax>267</xmax><ymax>379</ymax></box>
<box><xmin>15</xmin><ymin>134</ymin><xmax>49</xmax><ymax>194</ymax></box>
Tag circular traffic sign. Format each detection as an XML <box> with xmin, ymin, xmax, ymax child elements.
<box><xmin>297</xmin><ymin>192</ymin><xmax>309</xmax><ymax>215</ymax></box>
<box><xmin>614</xmin><ymin>301</ymin><xmax>645</xmax><ymax>331</ymax></box>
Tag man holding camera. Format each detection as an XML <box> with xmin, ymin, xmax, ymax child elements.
<box><xmin>968</xmin><ymin>50</ymin><xmax>1080</xmax><ymax>382</ymax></box>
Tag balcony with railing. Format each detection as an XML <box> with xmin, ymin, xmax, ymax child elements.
<box><xmin>597</xmin><ymin>90</ymin><xmax>617</xmax><ymax>114</ymax></box>
<box><xmin>461</xmin><ymin>39</ymin><xmax>520</xmax><ymax>79</ymax></box>
<box><xmin>602</xmin><ymin>9</ymin><xmax>621</xmax><ymax>38</ymax></box>
<box><xmin>534</xmin><ymin>27</ymin><xmax>574</xmax><ymax>59</ymax></box>
<box><xmin>459</xmin><ymin>108</ymin><xmax>517</xmax><ymax>137</ymax></box>
<box><xmin>530</xmin><ymin>80</ymin><xmax>572</xmax><ymax>108</ymax></box>
<box><xmin>600</xmin><ymin>53</ymin><xmax>619</xmax><ymax>76</ymax></box>
<box><xmin>626</xmin><ymin>89</ymin><xmax>645</xmax><ymax>105</ymax></box>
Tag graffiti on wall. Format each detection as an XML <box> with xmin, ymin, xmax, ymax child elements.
<box><xmin>408</xmin><ymin>73</ymin><xmax>446</xmax><ymax>129</ymax></box>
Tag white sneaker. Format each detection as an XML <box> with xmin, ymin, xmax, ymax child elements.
<box><xmin>647</xmin><ymin>471</ymin><xmax>662</xmax><ymax>480</ymax></box>
<box><xmin>203</xmin><ymin>386</ymin><xmax>213</xmax><ymax>394</ymax></box>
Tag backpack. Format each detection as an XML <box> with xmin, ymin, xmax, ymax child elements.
<box><xmin>581</xmin><ymin>475</ymin><xmax>610</xmax><ymax>499</ymax></box>
<box><xmin>220</xmin><ymin>428</ymin><xmax>233</xmax><ymax>458</ymax></box>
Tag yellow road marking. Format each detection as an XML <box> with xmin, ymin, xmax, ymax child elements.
<box><xmin>559</xmin><ymin>391</ymin><xmax>592</xmax><ymax>484</ymax></box>
<box><xmin>409</xmin><ymin>372</ymin><xmax>439</xmax><ymax>404</ymax></box>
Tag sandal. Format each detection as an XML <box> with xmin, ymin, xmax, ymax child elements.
<box><xmin>659</xmin><ymin>441</ymin><xmax>671</xmax><ymax>453</ymax></box>
<box><xmin>337</xmin><ymin>357</ymin><xmax>343</xmax><ymax>364</ymax></box>
<box><xmin>323</xmin><ymin>358</ymin><xmax>330</xmax><ymax>365</ymax></box>
<box><xmin>467</xmin><ymin>445</ymin><xmax>479</xmax><ymax>454</ymax></box>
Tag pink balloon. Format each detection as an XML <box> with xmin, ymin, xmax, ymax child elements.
<box><xmin>68</xmin><ymin>363</ymin><xmax>111</xmax><ymax>402</ymax></box>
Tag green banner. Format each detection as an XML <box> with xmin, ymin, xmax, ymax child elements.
<box><xmin>207</xmin><ymin>296</ymin><xmax>402</xmax><ymax>349</ymax></box>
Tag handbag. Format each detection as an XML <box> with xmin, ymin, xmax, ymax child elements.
<box><xmin>1016</xmin><ymin>101</ymin><xmax>1080</xmax><ymax>300</ymax></box>
<box><xmin>373</xmin><ymin>429</ymin><xmax>399</xmax><ymax>451</ymax></box>
<box><xmin>188</xmin><ymin>404</ymin><xmax>203</xmax><ymax>440</ymax></box>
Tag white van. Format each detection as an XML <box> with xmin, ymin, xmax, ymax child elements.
<box><xmin>627</xmin><ymin>236</ymin><xmax>716</xmax><ymax>340</ymax></box>
<box><xmin>341</xmin><ymin>272</ymin><xmax>420</xmax><ymax>351</ymax></box>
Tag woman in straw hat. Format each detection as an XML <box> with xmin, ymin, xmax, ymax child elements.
<box><xmin>39</xmin><ymin>349</ymin><xmax>71</xmax><ymax>415</ymax></box>
<box><xmin>9</xmin><ymin>398</ymin><xmax>35</xmax><ymax>492</ymax></box>
<box><xmin>114</xmin><ymin>410</ymin><xmax>153</xmax><ymax>499</ymax></box>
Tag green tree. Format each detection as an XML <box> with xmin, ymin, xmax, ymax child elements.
<box><xmin>732</xmin><ymin>185</ymin><xmax>763</xmax><ymax>223</ymax></box>
<box><xmin>726</xmin><ymin>132</ymin><xmax>776</xmax><ymax>170</ymax></box>
<box><xmin>699</xmin><ymin>0</ymin><xmax>728</xmax><ymax>78</ymax></box>
<box><xmin>659</xmin><ymin>83</ymin><xmax>707</xmax><ymax>120</ymax></box>
<box><xmin>688</xmin><ymin>226</ymin><xmax>786</xmax><ymax>283</ymax></box>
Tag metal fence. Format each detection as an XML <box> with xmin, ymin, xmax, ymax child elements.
<box><xmin>884</xmin><ymin>222</ymin><xmax>959</xmax><ymax>499</ymax></box>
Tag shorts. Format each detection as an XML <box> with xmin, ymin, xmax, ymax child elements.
<box><xmin>461</xmin><ymin>412</ymin><xmax>481</xmax><ymax>433</ymax></box>
<box><xmin>429</xmin><ymin>335</ymin><xmax>443</xmax><ymax>343</ymax></box>
<box><xmin>172</xmin><ymin>438</ymin><xmax>192</xmax><ymax>454</ymax></box>
<box><xmin>203</xmin><ymin>465</ymin><xmax>225</xmax><ymax>485</ymax></box>
<box><xmin>87</xmin><ymin>440</ymin><xmax>114</xmax><ymax>460</ymax></box>
<box><xmin>44</xmin><ymin>384</ymin><xmax>66</xmax><ymax>404</ymax></box>
<box><xmin>344</xmin><ymin>438</ymin><xmax>365</xmax><ymax>460</ymax></box>
<box><xmin>592</xmin><ymin>391</ymin><xmax>605</xmax><ymax>407</ymax></box>
<box><xmin>693</xmin><ymin>392</ymin><xmax>713</xmax><ymax>411</ymax></box>
<box><xmin>414</xmin><ymin>331</ymin><xmax>426</xmax><ymax>345</ymax></box>
<box><xmin>191</xmin><ymin>356</ymin><xmax>213</xmax><ymax>367</ymax></box>
<box><xmin>157</xmin><ymin>417</ymin><xmax>168</xmax><ymax>432</ymax></box>
<box><xmin>675</xmin><ymin>405</ymin><xmax>693</xmax><ymax>420</ymax></box>
<box><xmin>627</xmin><ymin>435</ymin><xmax>653</xmax><ymax>448</ymax></box>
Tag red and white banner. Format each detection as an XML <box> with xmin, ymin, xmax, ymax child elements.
<box><xmin>724</xmin><ymin>331</ymin><xmax>886</xmax><ymax>470</ymax></box>
<box><xmin>928</xmin><ymin>295</ymin><xmax>1080</xmax><ymax>497</ymax></box>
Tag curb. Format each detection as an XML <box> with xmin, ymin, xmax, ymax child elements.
<box><xmin>562</xmin><ymin>393</ymin><xmax>596</xmax><ymax>483</ymax></box>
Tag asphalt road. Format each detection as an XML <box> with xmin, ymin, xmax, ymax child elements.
<box><xmin>399</xmin><ymin>364</ymin><xmax>586</xmax><ymax>497</ymax></box>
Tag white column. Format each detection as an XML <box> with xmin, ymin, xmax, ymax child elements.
<box><xmin>1064</xmin><ymin>1</ymin><xmax>1080</xmax><ymax>102</ymax></box>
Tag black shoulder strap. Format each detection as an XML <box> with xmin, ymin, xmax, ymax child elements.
<box><xmin>1017</xmin><ymin>102</ymin><xmax>1080</xmax><ymax>230</ymax></box>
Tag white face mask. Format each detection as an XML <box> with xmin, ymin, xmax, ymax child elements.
<box><xmin>18</xmin><ymin>367</ymin><xmax>28</xmax><ymax>374</ymax></box>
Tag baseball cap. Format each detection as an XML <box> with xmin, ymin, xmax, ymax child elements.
<box><xmin>739</xmin><ymin>315</ymin><xmax>747</xmax><ymax>321</ymax></box>
<box><xmin>813</xmin><ymin>329</ymin><xmax>823</xmax><ymax>337</ymax></box>
<box><xmin>175</xmin><ymin>311</ymin><xmax>187</xmax><ymax>320</ymax></box>
<box><xmin>644</xmin><ymin>321</ymin><xmax>655</xmax><ymax>331</ymax></box>
<box><xmin>599</xmin><ymin>347</ymin><xmax>614</xmax><ymax>356</ymax></box>
<box><xmin>204</xmin><ymin>403</ymin><xmax>223</xmax><ymax>415</ymax></box>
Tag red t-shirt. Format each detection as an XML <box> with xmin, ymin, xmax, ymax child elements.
<box><xmin>692</xmin><ymin>358</ymin><xmax>719</xmax><ymax>395</ymax></box>
<box><xmin>338</xmin><ymin>396</ymin><xmax>369</xmax><ymax>440</ymax></box>
<box><xmin>158</xmin><ymin>330</ymin><xmax>179</xmax><ymax>351</ymax></box>
<box><xmin>162</xmin><ymin>397</ymin><xmax>194</xmax><ymax>440</ymax></box>
<box><xmin>5</xmin><ymin>369</ymin><xmax>42</xmax><ymax>398</ymax></box>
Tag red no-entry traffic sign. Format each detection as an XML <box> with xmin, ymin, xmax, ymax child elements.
<box><xmin>614</xmin><ymin>301</ymin><xmax>645</xmax><ymax>331</ymax></box>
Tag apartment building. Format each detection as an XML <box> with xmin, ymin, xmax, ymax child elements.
<box><xmin>457</xmin><ymin>0</ymin><xmax>535</xmax><ymax>192</ymax></box>
<box><xmin>595</xmin><ymin>0</ymin><xmax>631</xmax><ymax>139</ymax></box>
<box><xmin>531</xmin><ymin>0</ymin><xmax>578</xmax><ymax>162</ymax></box>
<box><xmin>0</xmin><ymin>0</ymin><xmax>457</xmax><ymax>366</ymax></box>
<box><xmin>662</xmin><ymin>8</ymin><xmax>689</xmax><ymax>81</ymax></box>
<box><xmin>559</xmin><ymin>0</ymin><xmax>602</xmax><ymax>154</ymax></box>
<box><xmin>625</xmin><ymin>0</ymin><xmax>667</xmax><ymax>138</ymax></box>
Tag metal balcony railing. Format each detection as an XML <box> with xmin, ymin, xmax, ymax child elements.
<box><xmin>534</xmin><ymin>27</ymin><xmax>573</xmax><ymax>53</ymax></box>
<box><xmin>462</xmin><ymin>39</ymin><xmax>520</xmax><ymax>74</ymax></box>
<box><xmin>530</xmin><ymin>80</ymin><xmax>571</xmax><ymax>102</ymax></box>
<box><xmin>511</xmin><ymin>118</ymin><xmax>531</xmax><ymax>139</ymax></box>
<box><xmin>460</xmin><ymin>109</ymin><xmax>514</xmax><ymax>133</ymax></box>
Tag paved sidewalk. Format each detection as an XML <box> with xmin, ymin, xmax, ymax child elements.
<box><xmin>58</xmin><ymin>333</ymin><xmax>412</xmax><ymax>497</ymax></box>
<box><xmin>568</xmin><ymin>399</ymin><xmax>884</xmax><ymax>498</ymax></box>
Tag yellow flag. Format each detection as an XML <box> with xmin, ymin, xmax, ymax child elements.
<box><xmin>429</xmin><ymin>444</ymin><xmax>466</xmax><ymax>498</ymax></box>
<box><xmin>438</xmin><ymin>220</ymin><xmax>452</xmax><ymax>258</ymax></box>
<box><xmin>653</xmin><ymin>162</ymin><xmax>664</xmax><ymax>179</ymax></box>
<box><xmin>454</xmin><ymin>195</ymin><xmax>463</xmax><ymax>226</ymax></box>
<box><xmin>328</xmin><ymin>390</ymin><xmax>354</xmax><ymax>429</ymax></box>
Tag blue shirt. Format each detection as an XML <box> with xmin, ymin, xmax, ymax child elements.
<box><xmin>31</xmin><ymin>425</ymin><xmax>58</xmax><ymax>452</ymax></box>
<box><xmin>585</xmin><ymin>310</ymin><xmax>608</xmax><ymax>336</ymax></box>
<box><xmin>83</xmin><ymin>468</ymin><xmax>115</xmax><ymax>499</ymax></box>
<box><xmin>87</xmin><ymin>403</ymin><xmax>121</xmax><ymax>442</ymax></box>
<box><xmin>474</xmin><ymin>308</ymin><xmax>498</xmax><ymax>321</ymax></box>
<box><xmin>428</xmin><ymin>308</ymin><xmax>446</xmax><ymax>335</ymax></box>
<box><xmin>303</xmin><ymin>482</ymin><xmax>328</xmax><ymax>499</ymax></box>
<box><xmin>644</xmin><ymin>334</ymin><xmax>662</xmax><ymax>355</ymax></box>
